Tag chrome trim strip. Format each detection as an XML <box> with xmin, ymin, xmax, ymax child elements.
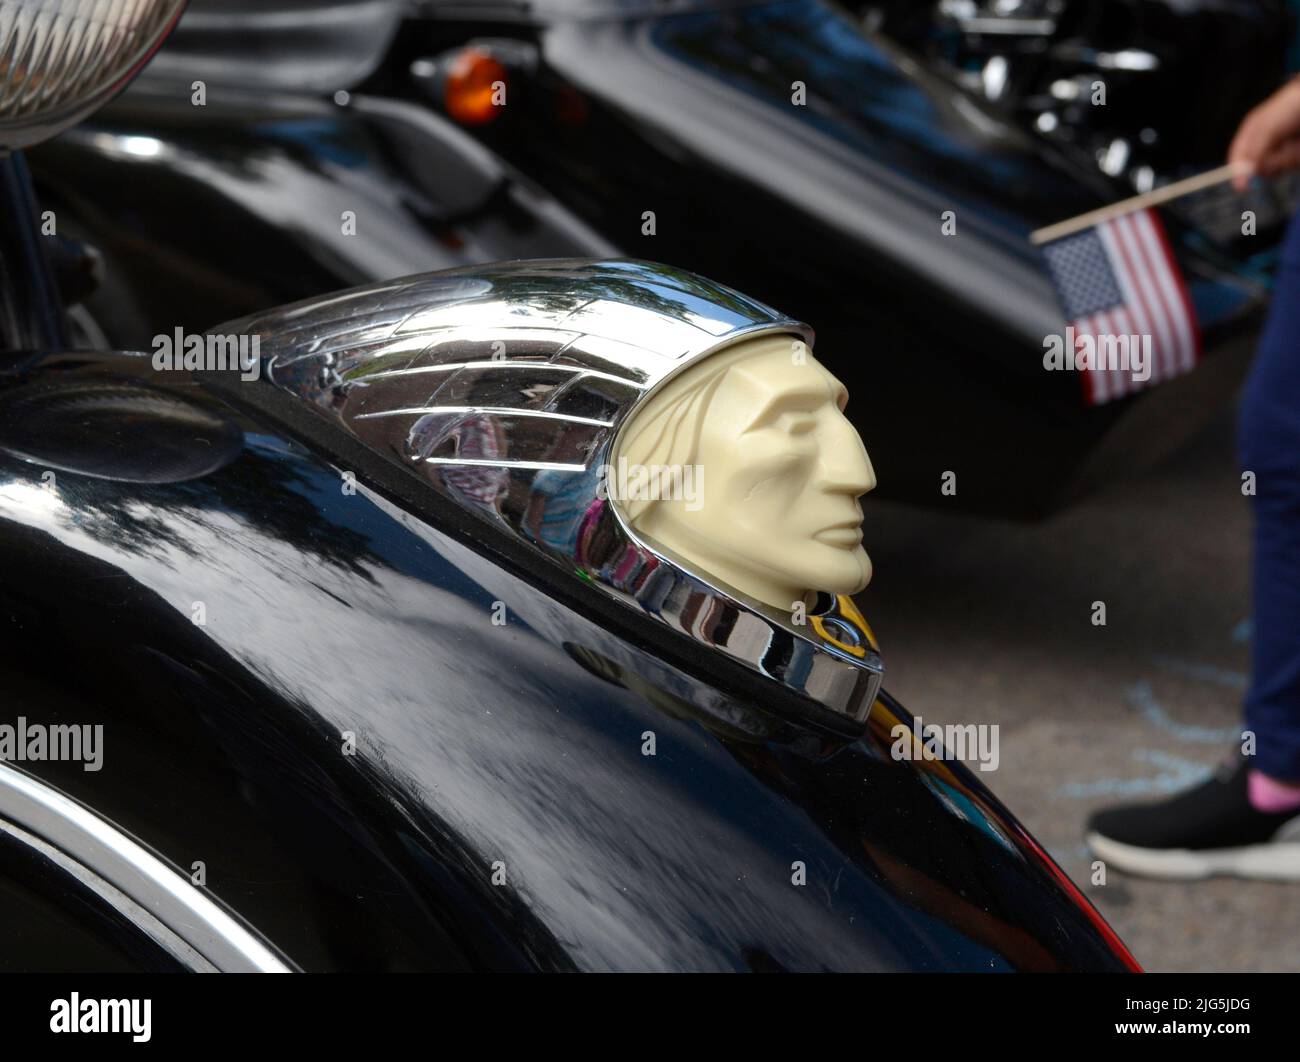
<box><xmin>0</xmin><ymin>761</ymin><xmax>292</xmax><ymax>973</ymax></box>
<box><xmin>423</xmin><ymin>457</ymin><xmax>588</xmax><ymax>471</ymax></box>
<box><xmin>0</xmin><ymin>819</ymin><xmax>215</xmax><ymax>971</ymax></box>
<box><xmin>355</xmin><ymin>406</ymin><xmax>614</xmax><ymax>427</ymax></box>
<box><xmin>351</xmin><ymin>361</ymin><xmax>636</xmax><ymax>387</ymax></box>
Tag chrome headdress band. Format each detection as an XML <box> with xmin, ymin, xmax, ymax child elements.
<box><xmin>222</xmin><ymin>259</ymin><xmax>882</xmax><ymax>723</ymax></box>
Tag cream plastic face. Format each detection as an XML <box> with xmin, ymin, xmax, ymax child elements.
<box><xmin>611</xmin><ymin>333</ymin><xmax>876</xmax><ymax>612</ymax></box>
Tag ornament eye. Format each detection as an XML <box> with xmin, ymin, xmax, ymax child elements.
<box><xmin>779</xmin><ymin>412</ymin><xmax>818</xmax><ymax>436</ymax></box>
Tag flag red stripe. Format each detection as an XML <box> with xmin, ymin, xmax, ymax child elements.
<box><xmin>1141</xmin><ymin>209</ymin><xmax>1201</xmax><ymax>369</ymax></box>
<box><xmin>1128</xmin><ymin>211</ymin><xmax>1188</xmax><ymax>375</ymax></box>
<box><xmin>1111</xmin><ymin>213</ymin><xmax>1175</xmax><ymax>382</ymax></box>
<box><xmin>1098</xmin><ymin>217</ymin><xmax>1159</xmax><ymax>383</ymax></box>
<box><xmin>1102</xmin><ymin>221</ymin><xmax>1154</xmax><ymax>390</ymax></box>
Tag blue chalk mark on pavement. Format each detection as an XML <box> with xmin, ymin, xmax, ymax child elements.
<box><xmin>1149</xmin><ymin>655</ymin><xmax>1248</xmax><ymax>690</ymax></box>
<box><xmin>1058</xmin><ymin>749</ymin><xmax>1214</xmax><ymax>799</ymax></box>
<box><xmin>1125</xmin><ymin>680</ymin><xmax>1243</xmax><ymax>743</ymax></box>
<box><xmin>1057</xmin><ymin>627</ymin><xmax>1248</xmax><ymax>801</ymax></box>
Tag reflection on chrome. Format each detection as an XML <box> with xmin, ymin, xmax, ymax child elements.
<box><xmin>0</xmin><ymin>761</ymin><xmax>291</xmax><ymax>972</ymax></box>
<box><xmin>224</xmin><ymin>259</ymin><xmax>883</xmax><ymax>723</ymax></box>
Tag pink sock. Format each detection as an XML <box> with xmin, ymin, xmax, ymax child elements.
<box><xmin>1247</xmin><ymin>770</ymin><xmax>1300</xmax><ymax>813</ymax></box>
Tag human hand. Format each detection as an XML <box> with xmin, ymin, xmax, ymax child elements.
<box><xmin>1228</xmin><ymin>78</ymin><xmax>1300</xmax><ymax>191</ymax></box>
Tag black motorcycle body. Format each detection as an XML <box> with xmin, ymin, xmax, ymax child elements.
<box><xmin>30</xmin><ymin>0</ymin><xmax>1287</xmax><ymax>515</ymax></box>
<box><xmin>0</xmin><ymin>338</ymin><xmax>1136</xmax><ymax>971</ymax></box>
<box><xmin>0</xmin><ymin>0</ymin><xmax>1143</xmax><ymax>972</ymax></box>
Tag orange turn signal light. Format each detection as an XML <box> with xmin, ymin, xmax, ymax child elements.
<box><xmin>445</xmin><ymin>48</ymin><xmax>509</xmax><ymax>127</ymax></box>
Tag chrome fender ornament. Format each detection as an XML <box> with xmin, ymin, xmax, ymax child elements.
<box><xmin>222</xmin><ymin>260</ymin><xmax>883</xmax><ymax>723</ymax></box>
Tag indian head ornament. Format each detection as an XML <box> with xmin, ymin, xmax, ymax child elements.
<box><xmin>222</xmin><ymin>259</ymin><xmax>884</xmax><ymax>722</ymax></box>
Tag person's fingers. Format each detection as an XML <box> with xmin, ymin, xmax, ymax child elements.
<box><xmin>1230</xmin><ymin>146</ymin><xmax>1259</xmax><ymax>191</ymax></box>
<box><xmin>1230</xmin><ymin>158</ymin><xmax>1258</xmax><ymax>193</ymax></box>
<box><xmin>1227</xmin><ymin>81</ymin><xmax>1300</xmax><ymax>190</ymax></box>
<box><xmin>1229</xmin><ymin>107</ymin><xmax>1273</xmax><ymax>190</ymax></box>
<box><xmin>1231</xmin><ymin>106</ymin><xmax>1287</xmax><ymax>170</ymax></box>
<box><xmin>1258</xmin><ymin>138</ymin><xmax>1300</xmax><ymax>179</ymax></box>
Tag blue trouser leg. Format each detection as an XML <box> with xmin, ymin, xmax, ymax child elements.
<box><xmin>1239</xmin><ymin>210</ymin><xmax>1300</xmax><ymax>782</ymax></box>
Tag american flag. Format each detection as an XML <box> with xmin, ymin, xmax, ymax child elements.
<box><xmin>1040</xmin><ymin>208</ymin><xmax>1201</xmax><ymax>405</ymax></box>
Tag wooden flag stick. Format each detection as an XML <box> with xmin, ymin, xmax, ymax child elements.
<box><xmin>1029</xmin><ymin>161</ymin><xmax>1252</xmax><ymax>246</ymax></box>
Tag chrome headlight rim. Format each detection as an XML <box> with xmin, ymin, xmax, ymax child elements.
<box><xmin>0</xmin><ymin>0</ymin><xmax>189</xmax><ymax>152</ymax></box>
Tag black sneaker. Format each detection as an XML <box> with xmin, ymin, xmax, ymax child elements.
<box><xmin>1085</xmin><ymin>757</ymin><xmax>1300</xmax><ymax>882</ymax></box>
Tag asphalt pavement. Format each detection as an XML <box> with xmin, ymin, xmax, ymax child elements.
<box><xmin>859</xmin><ymin>405</ymin><xmax>1299</xmax><ymax>972</ymax></box>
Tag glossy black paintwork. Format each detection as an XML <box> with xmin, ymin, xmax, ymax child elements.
<box><xmin>28</xmin><ymin>89</ymin><xmax>612</xmax><ymax>351</ymax></box>
<box><xmin>405</xmin><ymin>0</ymin><xmax>1268</xmax><ymax>512</ymax></box>
<box><xmin>0</xmin><ymin>350</ymin><xmax>1135</xmax><ymax>970</ymax></box>
<box><xmin>30</xmin><ymin>0</ymin><xmax>1269</xmax><ymax>516</ymax></box>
